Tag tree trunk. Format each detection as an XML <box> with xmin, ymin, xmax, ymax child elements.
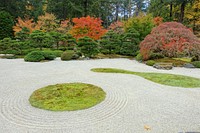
<box><xmin>135</xmin><ymin>1</ymin><xmax>142</xmax><ymax>16</ymax></box>
<box><xmin>62</xmin><ymin>0</ymin><xmax>67</xmax><ymax>19</ymax></box>
<box><xmin>124</xmin><ymin>7</ymin><xmax>126</xmax><ymax>20</ymax></box>
<box><xmin>170</xmin><ymin>2</ymin><xmax>173</xmax><ymax>20</ymax></box>
<box><xmin>179</xmin><ymin>1</ymin><xmax>186</xmax><ymax>23</ymax></box>
<box><xmin>128</xmin><ymin>0</ymin><xmax>132</xmax><ymax>18</ymax></box>
<box><xmin>84</xmin><ymin>0</ymin><xmax>88</xmax><ymax>17</ymax></box>
<box><xmin>115</xmin><ymin>2</ymin><xmax>119</xmax><ymax>21</ymax></box>
<box><xmin>57</xmin><ymin>42</ymin><xmax>59</xmax><ymax>50</ymax></box>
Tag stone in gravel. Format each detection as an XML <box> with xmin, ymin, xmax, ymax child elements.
<box><xmin>183</xmin><ymin>63</ymin><xmax>195</xmax><ymax>68</ymax></box>
<box><xmin>153</xmin><ymin>63</ymin><xmax>173</xmax><ymax>70</ymax></box>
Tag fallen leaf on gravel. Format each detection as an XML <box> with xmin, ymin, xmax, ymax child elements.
<box><xmin>144</xmin><ymin>125</ymin><xmax>151</xmax><ymax>131</ymax></box>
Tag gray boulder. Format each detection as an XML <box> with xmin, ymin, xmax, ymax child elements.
<box><xmin>183</xmin><ymin>63</ymin><xmax>195</xmax><ymax>68</ymax></box>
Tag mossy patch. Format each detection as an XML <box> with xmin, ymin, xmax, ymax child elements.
<box><xmin>29</xmin><ymin>83</ymin><xmax>106</xmax><ymax>111</ymax></box>
<box><xmin>91</xmin><ymin>68</ymin><xmax>200</xmax><ymax>88</ymax></box>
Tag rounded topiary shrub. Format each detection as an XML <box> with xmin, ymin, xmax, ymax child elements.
<box><xmin>140</xmin><ymin>22</ymin><xmax>200</xmax><ymax>60</ymax></box>
<box><xmin>61</xmin><ymin>51</ymin><xmax>75</xmax><ymax>61</ymax></box>
<box><xmin>24</xmin><ymin>51</ymin><xmax>57</xmax><ymax>62</ymax></box>
<box><xmin>24</xmin><ymin>51</ymin><xmax>45</xmax><ymax>62</ymax></box>
<box><xmin>42</xmin><ymin>51</ymin><xmax>56</xmax><ymax>60</ymax></box>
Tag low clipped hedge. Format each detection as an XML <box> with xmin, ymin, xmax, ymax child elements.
<box><xmin>42</xmin><ymin>50</ymin><xmax>63</xmax><ymax>57</ymax></box>
<box><xmin>24</xmin><ymin>51</ymin><xmax>56</xmax><ymax>62</ymax></box>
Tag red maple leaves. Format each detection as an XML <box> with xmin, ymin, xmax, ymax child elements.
<box><xmin>140</xmin><ymin>22</ymin><xmax>200</xmax><ymax>60</ymax></box>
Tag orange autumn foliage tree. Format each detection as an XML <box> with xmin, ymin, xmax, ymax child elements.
<box><xmin>38</xmin><ymin>13</ymin><xmax>58</xmax><ymax>32</ymax></box>
<box><xmin>153</xmin><ymin>16</ymin><xmax>163</xmax><ymax>26</ymax></box>
<box><xmin>13</xmin><ymin>17</ymin><xmax>41</xmax><ymax>35</ymax></box>
<box><xmin>70</xmin><ymin>16</ymin><xmax>107</xmax><ymax>40</ymax></box>
<box><xmin>56</xmin><ymin>19</ymin><xmax>72</xmax><ymax>34</ymax></box>
<box><xmin>108</xmin><ymin>21</ymin><xmax>124</xmax><ymax>34</ymax></box>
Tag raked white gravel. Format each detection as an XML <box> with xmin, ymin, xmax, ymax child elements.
<box><xmin>0</xmin><ymin>58</ymin><xmax>200</xmax><ymax>133</ymax></box>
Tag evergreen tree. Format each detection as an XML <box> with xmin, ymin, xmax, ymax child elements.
<box><xmin>29</xmin><ymin>30</ymin><xmax>53</xmax><ymax>50</ymax></box>
<box><xmin>77</xmin><ymin>37</ymin><xmax>99</xmax><ymax>58</ymax></box>
<box><xmin>99</xmin><ymin>30</ymin><xmax>121</xmax><ymax>54</ymax></box>
<box><xmin>0</xmin><ymin>11</ymin><xmax>14</xmax><ymax>39</ymax></box>
<box><xmin>120</xmin><ymin>28</ymin><xmax>140</xmax><ymax>56</ymax></box>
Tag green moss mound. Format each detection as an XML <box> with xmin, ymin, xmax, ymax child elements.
<box><xmin>91</xmin><ymin>68</ymin><xmax>200</xmax><ymax>88</ymax></box>
<box><xmin>29</xmin><ymin>83</ymin><xmax>106</xmax><ymax>111</ymax></box>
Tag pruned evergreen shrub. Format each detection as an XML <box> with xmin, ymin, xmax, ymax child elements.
<box><xmin>77</xmin><ymin>37</ymin><xmax>99</xmax><ymax>58</ymax></box>
<box><xmin>24</xmin><ymin>51</ymin><xmax>45</xmax><ymax>62</ymax></box>
<box><xmin>61</xmin><ymin>51</ymin><xmax>75</xmax><ymax>61</ymax></box>
<box><xmin>24</xmin><ymin>51</ymin><xmax>56</xmax><ymax>62</ymax></box>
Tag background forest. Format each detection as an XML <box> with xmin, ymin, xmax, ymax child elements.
<box><xmin>0</xmin><ymin>0</ymin><xmax>200</xmax><ymax>64</ymax></box>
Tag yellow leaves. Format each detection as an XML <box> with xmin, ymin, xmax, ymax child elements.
<box><xmin>185</xmin><ymin>0</ymin><xmax>200</xmax><ymax>25</ymax></box>
<box><xmin>38</xmin><ymin>13</ymin><xmax>56</xmax><ymax>22</ymax></box>
<box><xmin>38</xmin><ymin>13</ymin><xmax>58</xmax><ymax>32</ymax></box>
<box><xmin>13</xmin><ymin>13</ymin><xmax>72</xmax><ymax>35</ymax></box>
<box><xmin>144</xmin><ymin>125</ymin><xmax>151</xmax><ymax>131</ymax></box>
<box><xmin>56</xmin><ymin>19</ymin><xmax>72</xmax><ymax>34</ymax></box>
<box><xmin>13</xmin><ymin>17</ymin><xmax>41</xmax><ymax>35</ymax></box>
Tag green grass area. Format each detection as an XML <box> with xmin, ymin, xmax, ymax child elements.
<box><xmin>29</xmin><ymin>83</ymin><xmax>106</xmax><ymax>111</ymax></box>
<box><xmin>94</xmin><ymin>53</ymin><xmax>133</xmax><ymax>59</ymax></box>
<box><xmin>91</xmin><ymin>68</ymin><xmax>200</xmax><ymax>88</ymax></box>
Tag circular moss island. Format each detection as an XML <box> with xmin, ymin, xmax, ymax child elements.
<box><xmin>29</xmin><ymin>83</ymin><xmax>106</xmax><ymax>111</ymax></box>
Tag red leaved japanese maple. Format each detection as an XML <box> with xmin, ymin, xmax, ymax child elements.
<box><xmin>70</xmin><ymin>16</ymin><xmax>107</xmax><ymax>40</ymax></box>
<box><xmin>140</xmin><ymin>22</ymin><xmax>200</xmax><ymax>60</ymax></box>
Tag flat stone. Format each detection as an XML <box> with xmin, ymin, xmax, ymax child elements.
<box><xmin>183</xmin><ymin>63</ymin><xmax>195</xmax><ymax>68</ymax></box>
<box><xmin>153</xmin><ymin>62</ymin><xmax>173</xmax><ymax>70</ymax></box>
<box><xmin>0</xmin><ymin>54</ymin><xmax>14</xmax><ymax>57</ymax></box>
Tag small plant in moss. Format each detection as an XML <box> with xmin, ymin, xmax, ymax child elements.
<box><xmin>192</xmin><ymin>61</ymin><xmax>200</xmax><ymax>68</ymax></box>
<box><xmin>29</xmin><ymin>83</ymin><xmax>106</xmax><ymax>111</ymax></box>
<box><xmin>146</xmin><ymin>60</ymin><xmax>156</xmax><ymax>66</ymax></box>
